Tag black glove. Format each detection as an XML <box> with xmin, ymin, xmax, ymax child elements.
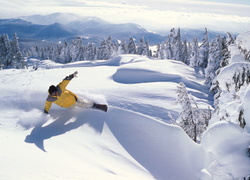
<box><xmin>65</xmin><ymin>71</ymin><xmax>78</xmax><ymax>80</ymax></box>
<box><xmin>73</xmin><ymin>71</ymin><xmax>78</xmax><ymax>77</ymax></box>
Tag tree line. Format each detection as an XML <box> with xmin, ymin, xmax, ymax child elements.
<box><xmin>0</xmin><ymin>33</ymin><xmax>24</xmax><ymax>69</ymax></box>
<box><xmin>0</xmin><ymin>28</ymin><xmax>236</xmax><ymax>74</ymax></box>
<box><xmin>23</xmin><ymin>36</ymin><xmax>151</xmax><ymax>64</ymax></box>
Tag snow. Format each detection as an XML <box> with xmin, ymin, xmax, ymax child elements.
<box><xmin>204</xmin><ymin>32</ymin><xmax>250</xmax><ymax>179</ymax></box>
<box><xmin>228</xmin><ymin>44</ymin><xmax>246</xmax><ymax>63</ymax></box>
<box><xmin>236</xmin><ymin>31</ymin><xmax>250</xmax><ymax>51</ymax></box>
<box><xmin>202</xmin><ymin>121</ymin><xmax>250</xmax><ymax>179</ymax></box>
<box><xmin>242</xmin><ymin>85</ymin><xmax>250</xmax><ymax>131</ymax></box>
<box><xmin>1</xmin><ymin>51</ymin><xmax>250</xmax><ymax>179</ymax></box>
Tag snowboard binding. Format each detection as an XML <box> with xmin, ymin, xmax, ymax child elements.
<box><xmin>92</xmin><ymin>103</ymin><xmax>108</xmax><ymax>112</ymax></box>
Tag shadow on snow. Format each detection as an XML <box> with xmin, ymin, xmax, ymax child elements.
<box><xmin>25</xmin><ymin>108</ymin><xmax>105</xmax><ymax>152</ymax></box>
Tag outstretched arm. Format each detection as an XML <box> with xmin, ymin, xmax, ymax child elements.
<box><xmin>65</xmin><ymin>71</ymin><xmax>78</xmax><ymax>80</ymax></box>
<box><xmin>58</xmin><ymin>71</ymin><xmax>78</xmax><ymax>90</ymax></box>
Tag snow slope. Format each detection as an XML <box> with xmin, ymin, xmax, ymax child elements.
<box><xmin>204</xmin><ymin>32</ymin><xmax>250</xmax><ymax>179</ymax></box>
<box><xmin>0</xmin><ymin>53</ymin><xmax>249</xmax><ymax>179</ymax></box>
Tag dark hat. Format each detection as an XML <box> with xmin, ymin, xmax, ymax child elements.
<box><xmin>48</xmin><ymin>85</ymin><xmax>58</xmax><ymax>95</ymax></box>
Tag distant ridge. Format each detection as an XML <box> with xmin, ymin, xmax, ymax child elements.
<box><xmin>0</xmin><ymin>13</ymin><xmax>229</xmax><ymax>47</ymax></box>
<box><xmin>19</xmin><ymin>12</ymin><xmax>84</xmax><ymax>25</ymax></box>
<box><xmin>0</xmin><ymin>18</ymin><xmax>78</xmax><ymax>39</ymax></box>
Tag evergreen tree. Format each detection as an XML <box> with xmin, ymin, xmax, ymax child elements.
<box><xmin>47</xmin><ymin>46</ymin><xmax>55</xmax><ymax>60</ymax></box>
<box><xmin>0</xmin><ymin>35</ymin><xmax>6</xmax><ymax>67</ymax></box>
<box><xmin>155</xmin><ymin>44</ymin><xmax>163</xmax><ymax>59</ymax></box>
<box><xmin>176</xmin><ymin>82</ymin><xmax>211</xmax><ymax>142</ymax></box>
<box><xmin>157</xmin><ymin>36</ymin><xmax>172</xmax><ymax>59</ymax></box>
<box><xmin>143</xmin><ymin>40</ymin><xmax>150</xmax><ymax>57</ymax></box>
<box><xmin>220</xmin><ymin>33</ymin><xmax>234</xmax><ymax>67</ymax></box>
<box><xmin>164</xmin><ymin>36</ymin><xmax>172</xmax><ymax>59</ymax></box>
<box><xmin>189</xmin><ymin>37</ymin><xmax>199</xmax><ymax>67</ymax></box>
<box><xmin>205</xmin><ymin>35</ymin><xmax>223</xmax><ymax>87</ymax></box>
<box><xmin>137</xmin><ymin>37</ymin><xmax>145</xmax><ymax>55</ymax></box>
<box><xmin>63</xmin><ymin>42</ymin><xmax>72</xmax><ymax>63</ymax></box>
<box><xmin>182</xmin><ymin>39</ymin><xmax>189</xmax><ymax>65</ymax></box>
<box><xmin>127</xmin><ymin>37</ymin><xmax>137</xmax><ymax>54</ymax></box>
<box><xmin>171</xmin><ymin>28</ymin><xmax>182</xmax><ymax>61</ymax></box>
<box><xmin>10</xmin><ymin>33</ymin><xmax>23</xmax><ymax>68</ymax></box>
<box><xmin>109</xmin><ymin>36</ymin><xmax>118</xmax><ymax>58</ymax></box>
<box><xmin>118</xmin><ymin>39</ymin><xmax>128</xmax><ymax>55</ymax></box>
<box><xmin>226</xmin><ymin>32</ymin><xmax>235</xmax><ymax>45</ymax></box>
<box><xmin>71</xmin><ymin>36</ymin><xmax>83</xmax><ymax>61</ymax></box>
<box><xmin>2</xmin><ymin>34</ymin><xmax>12</xmax><ymax>67</ymax></box>
<box><xmin>85</xmin><ymin>43</ymin><xmax>96</xmax><ymax>61</ymax></box>
<box><xmin>30</xmin><ymin>46</ymin><xmax>40</xmax><ymax>59</ymax></box>
<box><xmin>198</xmin><ymin>28</ymin><xmax>209</xmax><ymax>68</ymax></box>
<box><xmin>177</xmin><ymin>82</ymin><xmax>197</xmax><ymax>142</ymax></box>
<box><xmin>98</xmin><ymin>36</ymin><xmax>118</xmax><ymax>60</ymax></box>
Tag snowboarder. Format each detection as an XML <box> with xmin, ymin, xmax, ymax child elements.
<box><xmin>44</xmin><ymin>71</ymin><xmax>108</xmax><ymax>114</ymax></box>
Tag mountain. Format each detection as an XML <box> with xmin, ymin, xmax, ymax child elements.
<box><xmin>1</xmin><ymin>13</ymin><xmax>231</xmax><ymax>48</ymax></box>
<box><xmin>0</xmin><ymin>13</ymin><xmax>165</xmax><ymax>45</ymax></box>
<box><xmin>19</xmin><ymin>12</ymin><xmax>84</xmax><ymax>25</ymax></box>
<box><xmin>19</xmin><ymin>12</ymin><xmax>149</xmax><ymax>37</ymax></box>
<box><xmin>68</xmin><ymin>20</ymin><xmax>148</xmax><ymax>35</ymax></box>
<box><xmin>35</xmin><ymin>23</ymin><xmax>78</xmax><ymax>38</ymax></box>
<box><xmin>0</xmin><ymin>13</ymin><xmax>164</xmax><ymax>45</ymax></box>
<box><xmin>20</xmin><ymin>13</ymin><xmax>163</xmax><ymax>44</ymax></box>
<box><xmin>0</xmin><ymin>18</ymin><xmax>78</xmax><ymax>39</ymax></box>
<box><xmin>0</xmin><ymin>19</ymin><xmax>42</xmax><ymax>38</ymax></box>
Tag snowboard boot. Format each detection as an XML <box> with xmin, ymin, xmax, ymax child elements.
<box><xmin>92</xmin><ymin>103</ymin><xmax>108</xmax><ymax>112</ymax></box>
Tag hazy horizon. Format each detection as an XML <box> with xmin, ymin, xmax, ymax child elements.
<box><xmin>1</xmin><ymin>0</ymin><xmax>250</xmax><ymax>33</ymax></box>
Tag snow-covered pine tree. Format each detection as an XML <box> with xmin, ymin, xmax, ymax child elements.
<box><xmin>226</xmin><ymin>32</ymin><xmax>235</xmax><ymax>46</ymax></box>
<box><xmin>109</xmin><ymin>37</ymin><xmax>118</xmax><ymax>58</ymax></box>
<box><xmin>197</xmin><ymin>28</ymin><xmax>209</xmax><ymax>68</ymax></box>
<box><xmin>189</xmin><ymin>37</ymin><xmax>199</xmax><ymax>67</ymax></box>
<box><xmin>156</xmin><ymin>36</ymin><xmax>172</xmax><ymax>59</ymax></box>
<box><xmin>0</xmin><ymin>35</ymin><xmax>6</xmax><ymax>67</ymax></box>
<box><xmin>47</xmin><ymin>46</ymin><xmax>55</xmax><ymax>61</ymax></box>
<box><xmin>29</xmin><ymin>46</ymin><xmax>39</xmax><ymax>59</ymax></box>
<box><xmin>170</xmin><ymin>28</ymin><xmax>182</xmax><ymax>61</ymax></box>
<box><xmin>70</xmin><ymin>36</ymin><xmax>83</xmax><ymax>61</ymax></box>
<box><xmin>176</xmin><ymin>82</ymin><xmax>211</xmax><ymax>142</ymax></box>
<box><xmin>205</xmin><ymin>35</ymin><xmax>223</xmax><ymax>87</ymax></box>
<box><xmin>1</xmin><ymin>34</ymin><xmax>12</xmax><ymax>68</ymax></box>
<box><xmin>143</xmin><ymin>39</ymin><xmax>150</xmax><ymax>57</ymax></box>
<box><xmin>137</xmin><ymin>37</ymin><xmax>150</xmax><ymax>57</ymax></box>
<box><xmin>10</xmin><ymin>33</ymin><xmax>24</xmax><ymax>68</ymax></box>
<box><xmin>64</xmin><ymin>42</ymin><xmax>72</xmax><ymax>63</ymax></box>
<box><xmin>137</xmin><ymin>37</ymin><xmax>145</xmax><ymax>55</ymax></box>
<box><xmin>85</xmin><ymin>43</ymin><xmax>96</xmax><ymax>61</ymax></box>
<box><xmin>164</xmin><ymin>36</ymin><xmax>172</xmax><ymax>59</ymax></box>
<box><xmin>53</xmin><ymin>44</ymin><xmax>62</xmax><ymax>62</ymax></box>
<box><xmin>118</xmin><ymin>39</ymin><xmax>128</xmax><ymax>55</ymax></box>
<box><xmin>220</xmin><ymin>33</ymin><xmax>235</xmax><ymax>67</ymax></box>
<box><xmin>155</xmin><ymin>44</ymin><xmax>162</xmax><ymax>59</ymax></box>
<box><xmin>177</xmin><ymin>82</ymin><xmax>197</xmax><ymax>142</ymax></box>
<box><xmin>182</xmin><ymin>39</ymin><xmax>189</xmax><ymax>65</ymax></box>
<box><xmin>98</xmin><ymin>36</ymin><xmax>117</xmax><ymax>60</ymax></box>
<box><xmin>127</xmin><ymin>37</ymin><xmax>137</xmax><ymax>54</ymax></box>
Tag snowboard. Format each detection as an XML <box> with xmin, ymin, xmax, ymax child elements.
<box><xmin>93</xmin><ymin>103</ymin><xmax>108</xmax><ymax>112</ymax></box>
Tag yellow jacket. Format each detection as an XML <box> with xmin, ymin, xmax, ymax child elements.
<box><xmin>44</xmin><ymin>74</ymin><xmax>78</xmax><ymax>113</ymax></box>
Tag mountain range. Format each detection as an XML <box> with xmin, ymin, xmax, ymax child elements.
<box><xmin>0</xmin><ymin>13</ymin><xmax>228</xmax><ymax>48</ymax></box>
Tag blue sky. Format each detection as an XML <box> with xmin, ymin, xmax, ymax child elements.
<box><xmin>1</xmin><ymin>0</ymin><xmax>250</xmax><ymax>33</ymax></box>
